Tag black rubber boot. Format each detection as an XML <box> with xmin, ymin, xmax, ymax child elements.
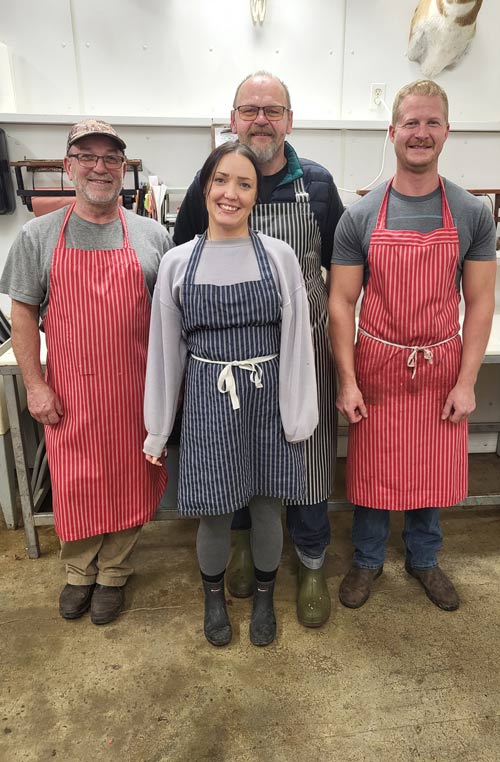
<box><xmin>202</xmin><ymin>578</ymin><xmax>232</xmax><ymax>646</ymax></box>
<box><xmin>249</xmin><ymin>579</ymin><xmax>276</xmax><ymax>647</ymax></box>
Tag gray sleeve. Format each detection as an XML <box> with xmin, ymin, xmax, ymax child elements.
<box><xmin>125</xmin><ymin>213</ymin><xmax>175</xmax><ymax>297</ymax></box>
<box><xmin>279</xmin><ymin>284</ymin><xmax>318</xmax><ymax>442</ymax></box>
<box><xmin>463</xmin><ymin>203</ymin><xmax>497</xmax><ymax>262</ymax></box>
<box><xmin>332</xmin><ymin>208</ymin><xmax>367</xmax><ymax>266</ymax></box>
<box><xmin>0</xmin><ymin>225</ymin><xmax>50</xmax><ymax>308</ymax></box>
<box><xmin>143</xmin><ymin>256</ymin><xmax>188</xmax><ymax>458</ymax></box>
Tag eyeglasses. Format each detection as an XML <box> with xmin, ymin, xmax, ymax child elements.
<box><xmin>67</xmin><ymin>153</ymin><xmax>125</xmax><ymax>169</ymax></box>
<box><xmin>234</xmin><ymin>105</ymin><xmax>289</xmax><ymax>121</ymax></box>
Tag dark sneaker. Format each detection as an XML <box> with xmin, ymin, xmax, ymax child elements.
<box><xmin>339</xmin><ymin>565</ymin><xmax>383</xmax><ymax>609</ymax></box>
<box><xmin>405</xmin><ymin>563</ymin><xmax>459</xmax><ymax>611</ymax></box>
<box><xmin>90</xmin><ymin>584</ymin><xmax>125</xmax><ymax>625</ymax></box>
<box><xmin>59</xmin><ymin>583</ymin><xmax>95</xmax><ymax>620</ymax></box>
<box><xmin>297</xmin><ymin>563</ymin><xmax>331</xmax><ymax>627</ymax></box>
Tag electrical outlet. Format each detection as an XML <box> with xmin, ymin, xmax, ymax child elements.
<box><xmin>369</xmin><ymin>83</ymin><xmax>386</xmax><ymax>111</ymax></box>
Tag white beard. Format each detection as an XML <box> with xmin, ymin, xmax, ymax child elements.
<box><xmin>240</xmin><ymin>133</ymin><xmax>282</xmax><ymax>166</ymax></box>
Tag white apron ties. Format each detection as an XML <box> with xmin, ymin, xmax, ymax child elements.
<box><xmin>191</xmin><ymin>353</ymin><xmax>278</xmax><ymax>410</ymax></box>
<box><xmin>357</xmin><ymin>328</ymin><xmax>460</xmax><ymax>380</ymax></box>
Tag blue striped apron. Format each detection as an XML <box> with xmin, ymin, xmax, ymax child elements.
<box><xmin>178</xmin><ymin>230</ymin><xmax>306</xmax><ymax>517</ymax></box>
<box><xmin>251</xmin><ymin>177</ymin><xmax>336</xmax><ymax>505</ymax></box>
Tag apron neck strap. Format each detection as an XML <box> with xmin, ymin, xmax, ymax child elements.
<box><xmin>438</xmin><ymin>177</ymin><xmax>454</xmax><ymax>229</ymax></box>
<box><xmin>56</xmin><ymin>203</ymin><xmax>76</xmax><ymax>247</ymax></box>
<box><xmin>294</xmin><ymin>176</ymin><xmax>309</xmax><ymax>203</ymax></box>
<box><xmin>376</xmin><ymin>176</ymin><xmax>454</xmax><ymax>230</ymax></box>
<box><xmin>184</xmin><ymin>232</ymin><xmax>207</xmax><ymax>284</ymax></box>
<box><xmin>249</xmin><ymin>229</ymin><xmax>275</xmax><ymax>281</ymax></box>
<box><xmin>55</xmin><ymin>203</ymin><xmax>130</xmax><ymax>248</ymax></box>
<box><xmin>375</xmin><ymin>180</ymin><xmax>393</xmax><ymax>230</ymax></box>
<box><xmin>184</xmin><ymin>230</ymin><xmax>274</xmax><ymax>285</ymax></box>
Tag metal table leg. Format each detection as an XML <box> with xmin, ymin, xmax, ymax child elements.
<box><xmin>3</xmin><ymin>376</ymin><xmax>40</xmax><ymax>558</ymax></box>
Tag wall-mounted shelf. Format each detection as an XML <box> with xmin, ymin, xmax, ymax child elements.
<box><xmin>11</xmin><ymin>159</ymin><xmax>142</xmax><ymax>213</ymax></box>
<box><xmin>2</xmin><ymin>114</ymin><xmax>500</xmax><ymax>133</ymax></box>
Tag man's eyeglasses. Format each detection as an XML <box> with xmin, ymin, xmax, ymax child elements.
<box><xmin>234</xmin><ymin>105</ymin><xmax>289</xmax><ymax>121</ymax></box>
<box><xmin>67</xmin><ymin>153</ymin><xmax>125</xmax><ymax>169</ymax></box>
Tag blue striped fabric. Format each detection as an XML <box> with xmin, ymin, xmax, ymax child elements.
<box><xmin>178</xmin><ymin>230</ymin><xmax>306</xmax><ymax>517</ymax></box>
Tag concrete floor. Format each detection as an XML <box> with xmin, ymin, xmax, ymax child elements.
<box><xmin>2</xmin><ymin>488</ymin><xmax>500</xmax><ymax>761</ymax></box>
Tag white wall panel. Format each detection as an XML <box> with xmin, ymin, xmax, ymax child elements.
<box><xmin>0</xmin><ymin>1</ymin><xmax>79</xmax><ymax>114</ymax></box>
<box><xmin>68</xmin><ymin>0</ymin><xmax>345</xmax><ymax>118</ymax></box>
<box><xmin>342</xmin><ymin>0</ymin><xmax>500</xmax><ymax>123</ymax></box>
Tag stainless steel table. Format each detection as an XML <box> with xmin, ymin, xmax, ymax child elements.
<box><xmin>0</xmin><ymin>336</ymin><xmax>50</xmax><ymax>557</ymax></box>
<box><xmin>2</xmin><ymin>317</ymin><xmax>500</xmax><ymax>558</ymax></box>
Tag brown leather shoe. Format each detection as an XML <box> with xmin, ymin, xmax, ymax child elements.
<box><xmin>405</xmin><ymin>563</ymin><xmax>459</xmax><ymax>611</ymax></box>
<box><xmin>59</xmin><ymin>583</ymin><xmax>95</xmax><ymax>620</ymax></box>
<box><xmin>339</xmin><ymin>565</ymin><xmax>383</xmax><ymax>609</ymax></box>
<box><xmin>90</xmin><ymin>584</ymin><xmax>125</xmax><ymax>625</ymax></box>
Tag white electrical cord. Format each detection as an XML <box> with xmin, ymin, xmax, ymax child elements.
<box><xmin>337</xmin><ymin>97</ymin><xmax>392</xmax><ymax>195</ymax></box>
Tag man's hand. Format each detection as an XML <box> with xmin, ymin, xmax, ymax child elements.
<box><xmin>27</xmin><ymin>381</ymin><xmax>64</xmax><ymax>425</ymax></box>
<box><xmin>336</xmin><ymin>382</ymin><xmax>368</xmax><ymax>424</ymax></box>
<box><xmin>441</xmin><ymin>383</ymin><xmax>475</xmax><ymax>424</ymax></box>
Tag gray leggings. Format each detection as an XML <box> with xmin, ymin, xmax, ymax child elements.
<box><xmin>196</xmin><ymin>497</ymin><xmax>283</xmax><ymax>576</ymax></box>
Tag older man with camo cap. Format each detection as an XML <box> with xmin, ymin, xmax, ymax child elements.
<box><xmin>0</xmin><ymin>119</ymin><xmax>172</xmax><ymax>625</ymax></box>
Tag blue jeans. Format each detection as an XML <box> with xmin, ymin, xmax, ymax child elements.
<box><xmin>352</xmin><ymin>505</ymin><xmax>443</xmax><ymax>570</ymax></box>
<box><xmin>231</xmin><ymin>500</ymin><xmax>331</xmax><ymax>568</ymax></box>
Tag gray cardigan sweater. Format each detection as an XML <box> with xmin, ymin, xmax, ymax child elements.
<box><xmin>143</xmin><ymin>232</ymin><xmax>319</xmax><ymax>458</ymax></box>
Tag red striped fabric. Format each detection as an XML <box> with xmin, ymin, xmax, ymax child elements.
<box><xmin>44</xmin><ymin>205</ymin><xmax>166</xmax><ymax>541</ymax></box>
<box><xmin>347</xmin><ymin>179</ymin><xmax>468</xmax><ymax>510</ymax></box>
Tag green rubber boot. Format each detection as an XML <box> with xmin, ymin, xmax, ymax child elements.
<box><xmin>297</xmin><ymin>562</ymin><xmax>331</xmax><ymax>627</ymax></box>
<box><xmin>226</xmin><ymin>529</ymin><xmax>254</xmax><ymax>598</ymax></box>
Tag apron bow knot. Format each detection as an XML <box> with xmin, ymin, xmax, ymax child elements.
<box><xmin>217</xmin><ymin>361</ymin><xmax>264</xmax><ymax>410</ymax></box>
<box><xmin>191</xmin><ymin>354</ymin><xmax>277</xmax><ymax>411</ymax></box>
<box><xmin>407</xmin><ymin>346</ymin><xmax>434</xmax><ymax>379</ymax></box>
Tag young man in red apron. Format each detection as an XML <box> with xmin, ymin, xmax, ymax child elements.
<box><xmin>1</xmin><ymin>120</ymin><xmax>169</xmax><ymax>624</ymax></box>
<box><xmin>329</xmin><ymin>81</ymin><xmax>497</xmax><ymax>612</ymax></box>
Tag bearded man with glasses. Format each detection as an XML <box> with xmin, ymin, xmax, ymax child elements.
<box><xmin>174</xmin><ymin>71</ymin><xmax>345</xmax><ymax>628</ymax></box>
<box><xmin>0</xmin><ymin>119</ymin><xmax>173</xmax><ymax>625</ymax></box>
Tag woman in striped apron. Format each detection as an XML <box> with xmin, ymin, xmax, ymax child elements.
<box><xmin>144</xmin><ymin>142</ymin><xmax>318</xmax><ymax>647</ymax></box>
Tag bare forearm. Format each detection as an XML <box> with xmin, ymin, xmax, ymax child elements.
<box><xmin>11</xmin><ymin>301</ymin><xmax>43</xmax><ymax>390</ymax></box>
<box><xmin>458</xmin><ymin>298</ymin><xmax>495</xmax><ymax>387</ymax></box>
<box><xmin>329</xmin><ymin>300</ymin><xmax>357</xmax><ymax>386</ymax></box>
<box><xmin>11</xmin><ymin>300</ymin><xmax>63</xmax><ymax>424</ymax></box>
<box><xmin>442</xmin><ymin>260</ymin><xmax>496</xmax><ymax>424</ymax></box>
<box><xmin>328</xmin><ymin>264</ymin><xmax>367</xmax><ymax>422</ymax></box>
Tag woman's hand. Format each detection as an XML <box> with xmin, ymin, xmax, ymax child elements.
<box><xmin>145</xmin><ymin>453</ymin><xmax>165</xmax><ymax>467</ymax></box>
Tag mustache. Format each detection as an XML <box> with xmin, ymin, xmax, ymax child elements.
<box><xmin>249</xmin><ymin>128</ymin><xmax>274</xmax><ymax>136</ymax></box>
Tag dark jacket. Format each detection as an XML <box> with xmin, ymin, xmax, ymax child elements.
<box><xmin>173</xmin><ymin>142</ymin><xmax>344</xmax><ymax>269</ymax></box>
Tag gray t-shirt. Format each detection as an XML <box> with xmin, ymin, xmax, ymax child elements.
<box><xmin>0</xmin><ymin>207</ymin><xmax>173</xmax><ymax>317</ymax></box>
<box><xmin>332</xmin><ymin>178</ymin><xmax>497</xmax><ymax>289</ymax></box>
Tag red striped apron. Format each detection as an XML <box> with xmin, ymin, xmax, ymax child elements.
<box><xmin>347</xmin><ymin>178</ymin><xmax>468</xmax><ymax>510</ymax></box>
<box><xmin>44</xmin><ymin>204</ymin><xmax>166</xmax><ymax>541</ymax></box>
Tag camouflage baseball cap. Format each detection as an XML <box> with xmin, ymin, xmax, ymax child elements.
<box><xmin>66</xmin><ymin>119</ymin><xmax>127</xmax><ymax>153</ymax></box>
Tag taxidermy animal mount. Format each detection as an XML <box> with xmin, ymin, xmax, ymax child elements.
<box><xmin>408</xmin><ymin>0</ymin><xmax>483</xmax><ymax>78</ymax></box>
